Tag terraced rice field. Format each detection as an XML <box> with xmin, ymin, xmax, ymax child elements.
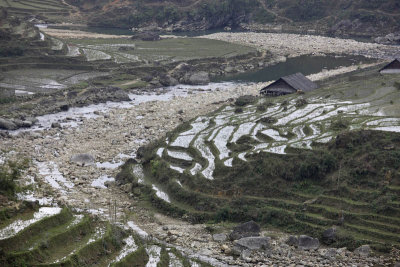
<box><xmin>160</xmin><ymin>78</ymin><xmax>400</xmax><ymax>179</ymax></box>
<box><xmin>140</xmin><ymin>70</ymin><xmax>400</xmax><ymax>251</ymax></box>
<box><xmin>0</xmin><ymin>207</ymin><xmax>208</xmax><ymax>266</ymax></box>
<box><xmin>61</xmin><ymin>38</ymin><xmax>257</xmax><ymax>63</ymax></box>
<box><xmin>0</xmin><ymin>0</ymin><xmax>70</xmax><ymax>16</ymax></box>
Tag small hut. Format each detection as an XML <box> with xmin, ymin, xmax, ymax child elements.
<box><xmin>260</xmin><ymin>73</ymin><xmax>318</xmax><ymax>96</ymax></box>
<box><xmin>379</xmin><ymin>59</ymin><xmax>400</xmax><ymax>74</ymax></box>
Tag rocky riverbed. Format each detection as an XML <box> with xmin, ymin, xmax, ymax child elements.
<box><xmin>200</xmin><ymin>32</ymin><xmax>400</xmax><ymax>59</ymax></box>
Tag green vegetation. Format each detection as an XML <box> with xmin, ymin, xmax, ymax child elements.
<box><xmin>0</xmin><ymin>0</ymin><xmax>70</xmax><ymax>18</ymax></box>
<box><xmin>0</xmin><ymin>205</ymin><xmax>213</xmax><ymax>265</ymax></box>
<box><xmin>234</xmin><ymin>95</ymin><xmax>257</xmax><ymax>106</ymax></box>
<box><xmin>87</xmin><ymin>0</ymin><xmax>262</xmax><ymax>29</ymax></box>
<box><xmin>394</xmin><ymin>81</ymin><xmax>400</xmax><ymax>90</ymax></box>
<box><xmin>64</xmin><ymin>0</ymin><xmax>400</xmax><ymax>37</ymax></box>
<box><xmin>66</xmin><ymin>37</ymin><xmax>257</xmax><ymax>63</ymax></box>
<box><xmin>0</xmin><ymin>159</ymin><xmax>29</xmax><ymax>198</ymax></box>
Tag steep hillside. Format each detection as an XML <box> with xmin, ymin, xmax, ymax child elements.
<box><xmin>0</xmin><ymin>205</ymin><xmax>208</xmax><ymax>266</ymax></box>
<box><xmin>66</xmin><ymin>0</ymin><xmax>400</xmax><ymax>38</ymax></box>
<box><xmin>120</xmin><ymin>67</ymin><xmax>400</xmax><ymax>253</ymax></box>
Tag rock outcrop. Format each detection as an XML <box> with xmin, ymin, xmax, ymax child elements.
<box><xmin>298</xmin><ymin>235</ymin><xmax>320</xmax><ymax>251</ymax></box>
<box><xmin>0</xmin><ymin>118</ymin><xmax>17</xmax><ymax>130</ymax></box>
<box><xmin>233</xmin><ymin>236</ymin><xmax>271</xmax><ymax>254</ymax></box>
<box><xmin>354</xmin><ymin>245</ymin><xmax>371</xmax><ymax>258</ymax></box>
<box><xmin>229</xmin><ymin>221</ymin><xmax>260</xmax><ymax>241</ymax></box>
<box><xmin>375</xmin><ymin>32</ymin><xmax>400</xmax><ymax>45</ymax></box>
<box><xmin>182</xmin><ymin>71</ymin><xmax>210</xmax><ymax>85</ymax></box>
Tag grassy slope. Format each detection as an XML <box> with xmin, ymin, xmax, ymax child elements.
<box><xmin>127</xmin><ymin>68</ymin><xmax>400</xmax><ymax>252</ymax></box>
<box><xmin>0</xmin><ymin>207</ymin><xmax>212</xmax><ymax>266</ymax></box>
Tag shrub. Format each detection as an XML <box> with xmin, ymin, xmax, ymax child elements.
<box><xmin>394</xmin><ymin>81</ymin><xmax>400</xmax><ymax>90</ymax></box>
<box><xmin>0</xmin><ymin>46</ymin><xmax>24</xmax><ymax>57</ymax></box>
<box><xmin>256</xmin><ymin>104</ymin><xmax>266</xmax><ymax>112</ymax></box>
<box><xmin>295</xmin><ymin>98</ymin><xmax>307</xmax><ymax>107</ymax></box>
<box><xmin>0</xmin><ymin>159</ymin><xmax>29</xmax><ymax>198</ymax></box>
<box><xmin>115</xmin><ymin>159</ymin><xmax>137</xmax><ymax>185</ymax></box>
<box><xmin>257</xmin><ymin>116</ymin><xmax>277</xmax><ymax>124</ymax></box>
<box><xmin>234</xmin><ymin>107</ymin><xmax>243</xmax><ymax>113</ymax></box>
<box><xmin>330</xmin><ymin>116</ymin><xmax>349</xmax><ymax>131</ymax></box>
<box><xmin>235</xmin><ymin>95</ymin><xmax>257</xmax><ymax>106</ymax></box>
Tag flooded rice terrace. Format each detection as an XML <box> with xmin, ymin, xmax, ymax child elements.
<box><xmin>0</xmin><ymin>68</ymin><xmax>108</xmax><ymax>94</ymax></box>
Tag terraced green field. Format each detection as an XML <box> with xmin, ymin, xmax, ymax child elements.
<box><xmin>129</xmin><ymin>69</ymin><xmax>400</xmax><ymax>252</ymax></box>
<box><xmin>0</xmin><ymin>206</ymin><xmax>209</xmax><ymax>266</ymax></box>
<box><xmin>62</xmin><ymin>37</ymin><xmax>257</xmax><ymax>63</ymax></box>
<box><xmin>0</xmin><ymin>0</ymin><xmax>70</xmax><ymax>16</ymax></box>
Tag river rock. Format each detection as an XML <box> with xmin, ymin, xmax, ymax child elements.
<box><xmin>186</xmin><ymin>71</ymin><xmax>210</xmax><ymax>85</ymax></box>
<box><xmin>213</xmin><ymin>233</ymin><xmax>227</xmax><ymax>242</ymax></box>
<box><xmin>286</xmin><ymin>235</ymin><xmax>299</xmax><ymax>247</ymax></box>
<box><xmin>13</xmin><ymin>119</ymin><xmax>25</xmax><ymax>127</ymax></box>
<box><xmin>220</xmin><ymin>244</ymin><xmax>231</xmax><ymax>254</ymax></box>
<box><xmin>229</xmin><ymin>221</ymin><xmax>260</xmax><ymax>241</ymax></box>
<box><xmin>70</xmin><ymin>153</ymin><xmax>95</xmax><ymax>166</ymax></box>
<box><xmin>233</xmin><ymin>236</ymin><xmax>270</xmax><ymax>254</ymax></box>
<box><xmin>21</xmin><ymin>120</ymin><xmax>33</xmax><ymax>127</ymax></box>
<box><xmin>25</xmin><ymin>117</ymin><xmax>38</xmax><ymax>125</ymax></box>
<box><xmin>159</xmin><ymin>75</ymin><xmax>178</xmax><ymax>87</ymax></box>
<box><xmin>0</xmin><ymin>118</ymin><xmax>17</xmax><ymax>130</ymax></box>
<box><xmin>224</xmin><ymin>66</ymin><xmax>235</xmax><ymax>73</ymax></box>
<box><xmin>59</xmin><ymin>103</ymin><xmax>69</xmax><ymax>111</ymax></box>
<box><xmin>322</xmin><ymin>227</ymin><xmax>337</xmax><ymax>244</ymax></box>
<box><xmin>298</xmin><ymin>235</ymin><xmax>320</xmax><ymax>251</ymax></box>
<box><xmin>354</xmin><ymin>245</ymin><xmax>371</xmax><ymax>257</ymax></box>
<box><xmin>319</xmin><ymin>248</ymin><xmax>337</xmax><ymax>258</ymax></box>
<box><xmin>51</xmin><ymin>122</ymin><xmax>61</xmax><ymax>128</ymax></box>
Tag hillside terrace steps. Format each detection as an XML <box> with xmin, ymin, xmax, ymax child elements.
<box><xmin>0</xmin><ymin>206</ymin><xmax>202</xmax><ymax>266</ymax></box>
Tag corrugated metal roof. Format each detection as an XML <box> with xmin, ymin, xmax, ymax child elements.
<box><xmin>281</xmin><ymin>73</ymin><xmax>318</xmax><ymax>92</ymax></box>
<box><xmin>261</xmin><ymin>72</ymin><xmax>318</xmax><ymax>93</ymax></box>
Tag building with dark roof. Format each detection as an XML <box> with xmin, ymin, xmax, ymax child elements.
<box><xmin>379</xmin><ymin>59</ymin><xmax>400</xmax><ymax>74</ymax></box>
<box><xmin>260</xmin><ymin>73</ymin><xmax>318</xmax><ymax>96</ymax></box>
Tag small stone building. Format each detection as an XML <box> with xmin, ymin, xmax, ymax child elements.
<box><xmin>379</xmin><ymin>58</ymin><xmax>400</xmax><ymax>74</ymax></box>
<box><xmin>260</xmin><ymin>72</ymin><xmax>318</xmax><ymax>96</ymax></box>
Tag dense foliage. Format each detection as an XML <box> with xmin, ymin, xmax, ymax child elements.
<box><xmin>0</xmin><ymin>159</ymin><xmax>29</xmax><ymax>198</ymax></box>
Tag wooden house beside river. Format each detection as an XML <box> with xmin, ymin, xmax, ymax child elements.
<box><xmin>260</xmin><ymin>72</ymin><xmax>318</xmax><ymax>96</ymax></box>
<box><xmin>379</xmin><ymin>59</ymin><xmax>400</xmax><ymax>74</ymax></box>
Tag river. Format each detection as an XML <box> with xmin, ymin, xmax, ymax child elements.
<box><xmin>213</xmin><ymin>54</ymin><xmax>376</xmax><ymax>82</ymax></box>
